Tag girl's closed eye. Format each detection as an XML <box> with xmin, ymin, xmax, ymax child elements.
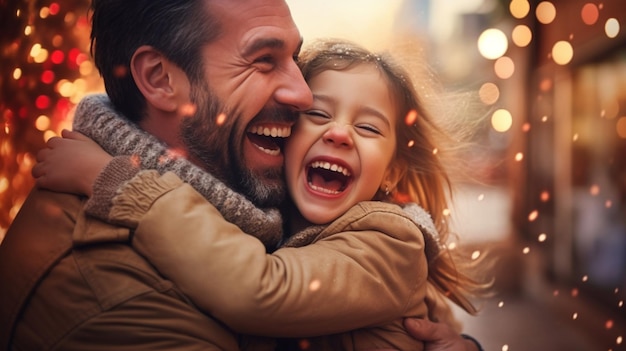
<box><xmin>355</xmin><ymin>123</ymin><xmax>383</xmax><ymax>136</ymax></box>
<box><xmin>303</xmin><ymin>110</ymin><xmax>332</xmax><ymax>123</ymax></box>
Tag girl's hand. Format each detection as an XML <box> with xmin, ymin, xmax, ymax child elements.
<box><xmin>32</xmin><ymin>129</ymin><xmax>113</xmax><ymax>197</ymax></box>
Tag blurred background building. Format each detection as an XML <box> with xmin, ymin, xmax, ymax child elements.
<box><xmin>1</xmin><ymin>0</ymin><xmax>625</xmax><ymax>349</ymax></box>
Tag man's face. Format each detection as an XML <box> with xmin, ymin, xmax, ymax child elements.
<box><xmin>181</xmin><ymin>0</ymin><xmax>312</xmax><ymax>207</ymax></box>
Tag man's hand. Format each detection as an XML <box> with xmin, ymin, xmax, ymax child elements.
<box><xmin>404</xmin><ymin>319</ymin><xmax>480</xmax><ymax>351</ymax></box>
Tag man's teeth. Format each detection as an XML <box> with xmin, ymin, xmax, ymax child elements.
<box><xmin>257</xmin><ymin>146</ymin><xmax>280</xmax><ymax>156</ymax></box>
<box><xmin>309</xmin><ymin>161</ymin><xmax>351</xmax><ymax>176</ymax></box>
<box><xmin>248</xmin><ymin>126</ymin><xmax>291</xmax><ymax>137</ymax></box>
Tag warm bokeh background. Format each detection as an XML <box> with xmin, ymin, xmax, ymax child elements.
<box><xmin>1</xmin><ymin>1</ymin><xmax>625</xmax><ymax>349</ymax></box>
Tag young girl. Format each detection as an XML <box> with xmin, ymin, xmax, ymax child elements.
<box><xmin>35</xmin><ymin>39</ymin><xmax>488</xmax><ymax>350</ymax></box>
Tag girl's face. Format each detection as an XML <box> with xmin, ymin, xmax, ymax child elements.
<box><xmin>285</xmin><ymin>64</ymin><xmax>398</xmax><ymax>224</ymax></box>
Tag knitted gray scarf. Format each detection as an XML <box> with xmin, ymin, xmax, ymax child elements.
<box><xmin>72</xmin><ymin>94</ymin><xmax>284</xmax><ymax>249</ymax></box>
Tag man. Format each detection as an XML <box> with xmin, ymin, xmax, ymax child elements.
<box><xmin>0</xmin><ymin>0</ymin><xmax>481</xmax><ymax>350</ymax></box>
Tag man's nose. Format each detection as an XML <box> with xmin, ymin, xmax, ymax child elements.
<box><xmin>323</xmin><ymin>123</ymin><xmax>354</xmax><ymax>148</ymax></box>
<box><xmin>274</xmin><ymin>62</ymin><xmax>313</xmax><ymax>111</ymax></box>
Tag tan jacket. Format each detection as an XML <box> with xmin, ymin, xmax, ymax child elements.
<box><xmin>0</xmin><ymin>189</ymin><xmax>244</xmax><ymax>350</ymax></box>
<box><xmin>109</xmin><ymin>171</ymin><xmax>433</xmax><ymax>350</ymax></box>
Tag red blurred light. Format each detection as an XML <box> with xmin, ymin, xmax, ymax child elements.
<box><xmin>67</xmin><ymin>48</ymin><xmax>81</xmax><ymax>69</ymax></box>
<box><xmin>68</xmin><ymin>48</ymin><xmax>80</xmax><ymax>62</ymax></box>
<box><xmin>77</xmin><ymin>16</ymin><xmax>90</xmax><ymax>29</ymax></box>
<box><xmin>41</xmin><ymin>70</ymin><xmax>55</xmax><ymax>84</ymax></box>
<box><xmin>3</xmin><ymin>109</ymin><xmax>15</xmax><ymax>121</ymax></box>
<box><xmin>55</xmin><ymin>98</ymin><xmax>71</xmax><ymax>116</ymax></box>
<box><xmin>49</xmin><ymin>3</ymin><xmax>60</xmax><ymax>15</ymax></box>
<box><xmin>19</xmin><ymin>107</ymin><xmax>28</xmax><ymax>119</ymax></box>
<box><xmin>581</xmin><ymin>3</ymin><xmax>599</xmax><ymax>25</ymax></box>
<box><xmin>51</xmin><ymin>50</ymin><xmax>65</xmax><ymax>64</ymax></box>
<box><xmin>36</xmin><ymin>95</ymin><xmax>51</xmax><ymax>110</ymax></box>
<box><xmin>76</xmin><ymin>53</ymin><xmax>88</xmax><ymax>66</ymax></box>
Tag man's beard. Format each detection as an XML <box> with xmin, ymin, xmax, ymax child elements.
<box><xmin>179</xmin><ymin>82</ymin><xmax>288</xmax><ymax>207</ymax></box>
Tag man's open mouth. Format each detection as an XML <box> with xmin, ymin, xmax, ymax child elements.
<box><xmin>247</xmin><ymin>125</ymin><xmax>291</xmax><ymax>156</ymax></box>
<box><xmin>306</xmin><ymin>160</ymin><xmax>352</xmax><ymax>195</ymax></box>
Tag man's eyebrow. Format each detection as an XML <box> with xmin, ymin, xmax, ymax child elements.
<box><xmin>242</xmin><ymin>38</ymin><xmax>285</xmax><ymax>57</ymax></box>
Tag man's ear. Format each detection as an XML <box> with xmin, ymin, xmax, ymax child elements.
<box><xmin>130</xmin><ymin>45</ymin><xmax>190</xmax><ymax>112</ymax></box>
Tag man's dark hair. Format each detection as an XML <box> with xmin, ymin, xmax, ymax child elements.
<box><xmin>89</xmin><ymin>0</ymin><xmax>221</xmax><ymax>122</ymax></box>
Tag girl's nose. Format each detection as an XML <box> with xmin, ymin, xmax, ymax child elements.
<box><xmin>323</xmin><ymin>123</ymin><xmax>354</xmax><ymax>148</ymax></box>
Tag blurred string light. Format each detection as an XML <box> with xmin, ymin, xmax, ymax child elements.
<box><xmin>478</xmin><ymin>28</ymin><xmax>508</xmax><ymax>60</ymax></box>
<box><xmin>479</xmin><ymin>82</ymin><xmax>500</xmax><ymax>105</ymax></box>
<box><xmin>512</xmin><ymin>25</ymin><xmax>532</xmax><ymax>47</ymax></box>
<box><xmin>581</xmin><ymin>3</ymin><xmax>599</xmax><ymax>25</ymax></box>
<box><xmin>605</xmin><ymin>18</ymin><xmax>621</xmax><ymax>38</ymax></box>
<box><xmin>552</xmin><ymin>40</ymin><xmax>574</xmax><ymax>65</ymax></box>
<box><xmin>0</xmin><ymin>0</ymin><xmax>101</xmax><ymax>239</ymax></box>
<box><xmin>509</xmin><ymin>0</ymin><xmax>530</xmax><ymax>19</ymax></box>
<box><xmin>491</xmin><ymin>109</ymin><xmax>513</xmax><ymax>132</ymax></box>
<box><xmin>494</xmin><ymin>56</ymin><xmax>515</xmax><ymax>79</ymax></box>
<box><xmin>536</xmin><ymin>1</ymin><xmax>556</xmax><ymax>24</ymax></box>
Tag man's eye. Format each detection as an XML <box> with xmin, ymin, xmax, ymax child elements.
<box><xmin>254</xmin><ymin>56</ymin><xmax>275</xmax><ymax>71</ymax></box>
<box><xmin>255</xmin><ymin>55</ymin><xmax>274</xmax><ymax>64</ymax></box>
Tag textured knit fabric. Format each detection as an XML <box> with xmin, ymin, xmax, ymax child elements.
<box><xmin>73</xmin><ymin>94</ymin><xmax>283</xmax><ymax>249</ymax></box>
<box><xmin>84</xmin><ymin>156</ymin><xmax>139</xmax><ymax>222</ymax></box>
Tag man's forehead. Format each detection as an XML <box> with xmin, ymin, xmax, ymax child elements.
<box><xmin>207</xmin><ymin>0</ymin><xmax>302</xmax><ymax>54</ymax></box>
<box><xmin>208</xmin><ymin>0</ymin><xmax>294</xmax><ymax>23</ymax></box>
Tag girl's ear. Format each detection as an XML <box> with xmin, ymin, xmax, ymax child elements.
<box><xmin>130</xmin><ymin>45</ymin><xmax>190</xmax><ymax>113</ymax></box>
<box><xmin>380</xmin><ymin>162</ymin><xmax>406</xmax><ymax>195</ymax></box>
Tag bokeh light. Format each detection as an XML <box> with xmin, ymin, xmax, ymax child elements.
<box><xmin>478</xmin><ymin>28</ymin><xmax>508</xmax><ymax>60</ymax></box>
<box><xmin>552</xmin><ymin>40</ymin><xmax>574</xmax><ymax>65</ymax></box>
<box><xmin>510</xmin><ymin>0</ymin><xmax>530</xmax><ymax>19</ymax></box>
<box><xmin>12</xmin><ymin>68</ymin><xmax>22</xmax><ymax>80</ymax></box>
<box><xmin>479</xmin><ymin>82</ymin><xmax>500</xmax><ymax>105</ymax></box>
<box><xmin>35</xmin><ymin>116</ymin><xmax>51</xmax><ymax>131</ymax></box>
<box><xmin>581</xmin><ymin>3</ymin><xmax>599</xmax><ymax>25</ymax></box>
<box><xmin>512</xmin><ymin>24</ymin><xmax>532</xmax><ymax>47</ymax></box>
<box><xmin>405</xmin><ymin>109</ymin><xmax>418</xmax><ymax>125</ymax></box>
<box><xmin>539</xmin><ymin>78</ymin><xmax>553</xmax><ymax>92</ymax></box>
<box><xmin>603</xmin><ymin>99</ymin><xmax>620</xmax><ymax>119</ymax></box>
<box><xmin>491</xmin><ymin>109</ymin><xmax>513</xmax><ymax>132</ymax></box>
<box><xmin>494</xmin><ymin>56</ymin><xmax>515</xmax><ymax>79</ymax></box>
<box><xmin>605</xmin><ymin>18</ymin><xmax>621</xmax><ymax>38</ymax></box>
<box><xmin>536</xmin><ymin>1</ymin><xmax>557</xmax><ymax>24</ymax></box>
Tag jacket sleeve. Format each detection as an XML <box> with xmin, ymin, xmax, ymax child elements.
<box><xmin>119</xmin><ymin>172</ymin><xmax>428</xmax><ymax>337</ymax></box>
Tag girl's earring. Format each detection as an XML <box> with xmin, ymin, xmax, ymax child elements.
<box><xmin>384</xmin><ymin>184</ymin><xmax>390</xmax><ymax>196</ymax></box>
